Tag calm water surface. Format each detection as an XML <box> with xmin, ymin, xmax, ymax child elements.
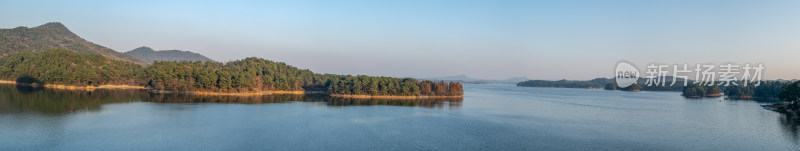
<box><xmin>0</xmin><ymin>84</ymin><xmax>798</xmax><ymax>150</ymax></box>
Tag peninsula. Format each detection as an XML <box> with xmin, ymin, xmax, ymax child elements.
<box><xmin>0</xmin><ymin>23</ymin><xmax>463</xmax><ymax>98</ymax></box>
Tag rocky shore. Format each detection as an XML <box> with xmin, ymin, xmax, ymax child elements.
<box><xmin>762</xmin><ymin>103</ymin><xmax>800</xmax><ymax>117</ymax></box>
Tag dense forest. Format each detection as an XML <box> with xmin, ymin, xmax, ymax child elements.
<box><xmin>0</xmin><ymin>49</ymin><xmax>143</xmax><ymax>86</ymax></box>
<box><xmin>327</xmin><ymin>76</ymin><xmax>462</xmax><ymax>96</ymax></box>
<box><xmin>724</xmin><ymin>81</ymin><xmax>785</xmax><ymax>100</ymax></box>
<box><xmin>143</xmin><ymin>58</ymin><xmax>321</xmax><ymax>92</ymax></box>
<box><xmin>0</xmin><ymin>50</ymin><xmax>462</xmax><ymax>97</ymax></box>
<box><xmin>779</xmin><ymin>81</ymin><xmax>800</xmax><ymax>103</ymax></box>
<box><xmin>143</xmin><ymin>58</ymin><xmax>462</xmax><ymax>96</ymax></box>
<box><xmin>682</xmin><ymin>84</ymin><xmax>722</xmax><ymax>98</ymax></box>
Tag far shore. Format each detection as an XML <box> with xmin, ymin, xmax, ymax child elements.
<box><xmin>0</xmin><ymin>80</ymin><xmax>460</xmax><ymax>99</ymax></box>
<box><xmin>329</xmin><ymin>94</ymin><xmax>463</xmax><ymax>99</ymax></box>
<box><xmin>153</xmin><ymin>90</ymin><xmax>327</xmax><ymax>96</ymax></box>
<box><xmin>0</xmin><ymin>80</ymin><xmax>146</xmax><ymax>91</ymax></box>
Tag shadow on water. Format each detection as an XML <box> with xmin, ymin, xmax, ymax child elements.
<box><xmin>0</xmin><ymin>85</ymin><xmax>463</xmax><ymax>115</ymax></box>
<box><xmin>142</xmin><ymin>93</ymin><xmax>461</xmax><ymax>110</ymax></box>
<box><xmin>727</xmin><ymin>97</ymin><xmax>800</xmax><ymax>144</ymax></box>
<box><xmin>779</xmin><ymin>114</ymin><xmax>800</xmax><ymax>144</ymax></box>
<box><xmin>144</xmin><ymin>93</ymin><xmax>462</xmax><ymax>110</ymax></box>
<box><xmin>734</xmin><ymin>98</ymin><xmax>800</xmax><ymax>144</ymax></box>
<box><xmin>15</xmin><ymin>84</ymin><xmax>45</xmax><ymax>93</ymax></box>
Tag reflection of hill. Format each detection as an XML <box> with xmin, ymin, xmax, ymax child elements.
<box><xmin>0</xmin><ymin>85</ymin><xmax>464</xmax><ymax>115</ymax></box>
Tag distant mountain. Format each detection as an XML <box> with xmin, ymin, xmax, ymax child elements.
<box><xmin>423</xmin><ymin>75</ymin><xmax>480</xmax><ymax>82</ymax></box>
<box><xmin>420</xmin><ymin>75</ymin><xmax>531</xmax><ymax>84</ymax></box>
<box><xmin>0</xmin><ymin>22</ymin><xmax>145</xmax><ymax>64</ymax></box>
<box><xmin>124</xmin><ymin>46</ymin><xmax>215</xmax><ymax>63</ymax></box>
<box><xmin>502</xmin><ymin>76</ymin><xmax>531</xmax><ymax>83</ymax></box>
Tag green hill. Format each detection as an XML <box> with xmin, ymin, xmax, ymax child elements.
<box><xmin>0</xmin><ymin>49</ymin><xmax>143</xmax><ymax>86</ymax></box>
<box><xmin>0</xmin><ymin>22</ymin><xmax>145</xmax><ymax>64</ymax></box>
<box><xmin>125</xmin><ymin>46</ymin><xmax>215</xmax><ymax>63</ymax></box>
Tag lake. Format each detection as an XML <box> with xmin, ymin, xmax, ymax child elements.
<box><xmin>0</xmin><ymin>84</ymin><xmax>797</xmax><ymax>150</ymax></box>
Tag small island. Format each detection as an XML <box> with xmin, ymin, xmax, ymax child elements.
<box><xmin>681</xmin><ymin>84</ymin><xmax>722</xmax><ymax>98</ymax></box>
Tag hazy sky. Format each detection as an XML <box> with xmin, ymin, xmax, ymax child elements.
<box><xmin>1</xmin><ymin>0</ymin><xmax>798</xmax><ymax>80</ymax></box>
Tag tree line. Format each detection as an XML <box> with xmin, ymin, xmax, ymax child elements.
<box><xmin>520</xmin><ymin>78</ymin><xmax>685</xmax><ymax>92</ymax></box>
<box><xmin>516</xmin><ymin>78</ymin><xmax>609</xmax><ymax>89</ymax></box>
<box><xmin>681</xmin><ymin>83</ymin><xmax>723</xmax><ymax>98</ymax></box>
<box><xmin>0</xmin><ymin>49</ymin><xmax>142</xmax><ymax>86</ymax></box>
<box><xmin>723</xmin><ymin>81</ymin><xmax>784</xmax><ymax>100</ymax></box>
<box><xmin>0</xmin><ymin>50</ymin><xmax>463</xmax><ymax>96</ymax></box>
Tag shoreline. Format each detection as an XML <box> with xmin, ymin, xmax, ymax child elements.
<box><xmin>2</xmin><ymin>80</ymin><xmax>461</xmax><ymax>98</ymax></box>
<box><xmin>153</xmin><ymin>90</ymin><xmax>327</xmax><ymax>96</ymax></box>
<box><xmin>0</xmin><ymin>80</ymin><xmax>146</xmax><ymax>91</ymax></box>
<box><xmin>329</xmin><ymin>94</ymin><xmax>463</xmax><ymax>99</ymax></box>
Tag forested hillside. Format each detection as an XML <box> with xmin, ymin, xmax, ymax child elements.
<box><xmin>143</xmin><ymin>58</ymin><xmax>320</xmax><ymax>92</ymax></box>
<box><xmin>0</xmin><ymin>22</ymin><xmax>145</xmax><ymax>64</ymax></box>
<box><xmin>0</xmin><ymin>49</ymin><xmax>143</xmax><ymax>86</ymax></box>
<box><xmin>143</xmin><ymin>57</ymin><xmax>462</xmax><ymax>96</ymax></box>
<box><xmin>0</xmin><ymin>22</ymin><xmax>462</xmax><ymax>97</ymax></box>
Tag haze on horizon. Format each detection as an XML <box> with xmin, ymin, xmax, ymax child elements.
<box><xmin>1</xmin><ymin>0</ymin><xmax>798</xmax><ymax>80</ymax></box>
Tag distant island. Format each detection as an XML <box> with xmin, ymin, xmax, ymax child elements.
<box><xmin>517</xmin><ymin>77</ymin><xmax>788</xmax><ymax>99</ymax></box>
<box><xmin>681</xmin><ymin>84</ymin><xmax>722</xmax><ymax>98</ymax></box>
<box><xmin>0</xmin><ymin>22</ymin><xmax>463</xmax><ymax>98</ymax></box>
<box><xmin>517</xmin><ymin>77</ymin><xmax>685</xmax><ymax>91</ymax></box>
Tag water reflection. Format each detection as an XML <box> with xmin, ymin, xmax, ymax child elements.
<box><xmin>726</xmin><ymin>97</ymin><xmax>800</xmax><ymax>143</ymax></box>
<box><xmin>779</xmin><ymin>114</ymin><xmax>800</xmax><ymax>145</ymax></box>
<box><xmin>142</xmin><ymin>93</ymin><xmax>316</xmax><ymax>104</ymax></box>
<box><xmin>0</xmin><ymin>85</ymin><xmax>462</xmax><ymax>115</ymax></box>
<box><xmin>327</xmin><ymin>97</ymin><xmax>461</xmax><ymax>110</ymax></box>
<box><xmin>0</xmin><ymin>85</ymin><xmax>141</xmax><ymax>115</ymax></box>
<box><xmin>725</xmin><ymin>98</ymin><xmax>800</xmax><ymax>145</ymax></box>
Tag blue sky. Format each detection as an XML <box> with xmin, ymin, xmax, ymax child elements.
<box><xmin>1</xmin><ymin>0</ymin><xmax>798</xmax><ymax>80</ymax></box>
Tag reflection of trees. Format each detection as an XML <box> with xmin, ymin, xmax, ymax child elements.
<box><xmin>779</xmin><ymin>114</ymin><xmax>800</xmax><ymax>144</ymax></box>
<box><xmin>327</xmin><ymin>97</ymin><xmax>462</xmax><ymax>110</ymax></box>
<box><xmin>0</xmin><ymin>85</ymin><xmax>142</xmax><ymax>115</ymax></box>
<box><xmin>146</xmin><ymin>93</ymin><xmax>463</xmax><ymax>109</ymax></box>
<box><xmin>0</xmin><ymin>85</ymin><xmax>465</xmax><ymax>115</ymax></box>
<box><xmin>142</xmin><ymin>93</ymin><xmax>319</xmax><ymax>104</ymax></box>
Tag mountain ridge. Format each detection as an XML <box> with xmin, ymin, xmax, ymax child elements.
<box><xmin>124</xmin><ymin>46</ymin><xmax>215</xmax><ymax>63</ymax></box>
<box><xmin>0</xmin><ymin>22</ymin><xmax>146</xmax><ymax>64</ymax></box>
<box><xmin>419</xmin><ymin>74</ymin><xmax>531</xmax><ymax>84</ymax></box>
